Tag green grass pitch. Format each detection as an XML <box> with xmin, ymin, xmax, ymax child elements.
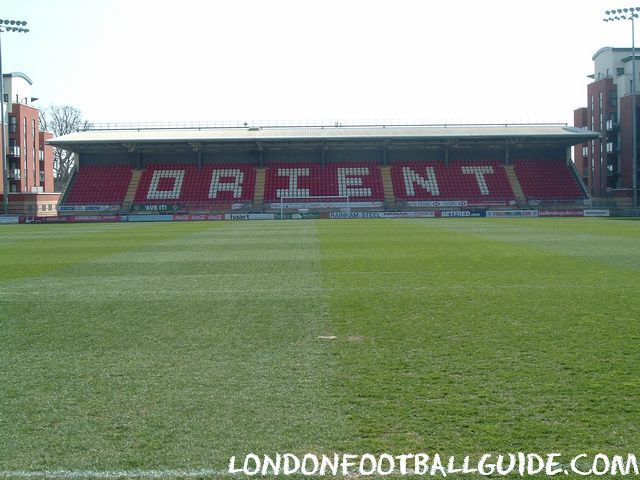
<box><xmin>1</xmin><ymin>218</ymin><xmax>639</xmax><ymax>478</ymax></box>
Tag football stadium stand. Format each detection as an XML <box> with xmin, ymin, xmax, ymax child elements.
<box><xmin>263</xmin><ymin>163</ymin><xmax>384</xmax><ymax>204</ymax></box>
<box><xmin>514</xmin><ymin>160</ymin><xmax>586</xmax><ymax>200</ymax></box>
<box><xmin>59</xmin><ymin>159</ymin><xmax>586</xmax><ymax>212</ymax></box>
<box><xmin>47</xmin><ymin>124</ymin><xmax>600</xmax><ymax>215</ymax></box>
<box><xmin>63</xmin><ymin>165</ymin><xmax>132</xmax><ymax>206</ymax></box>
<box><xmin>133</xmin><ymin>164</ymin><xmax>255</xmax><ymax>209</ymax></box>
<box><xmin>390</xmin><ymin>161</ymin><xmax>516</xmax><ymax>203</ymax></box>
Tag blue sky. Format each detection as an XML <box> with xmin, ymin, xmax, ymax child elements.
<box><xmin>0</xmin><ymin>0</ymin><xmax>630</xmax><ymax>125</ymax></box>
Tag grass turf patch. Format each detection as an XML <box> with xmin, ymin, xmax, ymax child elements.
<box><xmin>318</xmin><ymin>219</ymin><xmax>639</xmax><ymax>457</ymax></box>
<box><xmin>1</xmin><ymin>218</ymin><xmax>639</xmax><ymax>478</ymax></box>
<box><xmin>1</xmin><ymin>222</ymin><xmax>348</xmax><ymax>472</ymax></box>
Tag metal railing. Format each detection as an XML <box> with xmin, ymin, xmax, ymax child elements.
<box><xmin>85</xmin><ymin>120</ymin><xmax>569</xmax><ymax>132</ymax></box>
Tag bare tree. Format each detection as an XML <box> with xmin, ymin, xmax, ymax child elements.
<box><xmin>39</xmin><ymin>105</ymin><xmax>92</xmax><ymax>192</ymax></box>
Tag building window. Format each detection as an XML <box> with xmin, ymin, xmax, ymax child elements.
<box><xmin>9</xmin><ymin>116</ymin><xmax>16</xmax><ymax>133</ymax></box>
<box><xmin>617</xmin><ymin>67</ymin><xmax>625</xmax><ymax>76</ymax></box>
<box><xmin>599</xmin><ymin>91</ymin><xmax>603</xmax><ymax>111</ymax></box>
<box><xmin>2</xmin><ymin>94</ymin><xmax>7</xmax><ymax>103</ymax></box>
<box><xmin>24</xmin><ymin>117</ymin><xmax>28</xmax><ymax>191</ymax></box>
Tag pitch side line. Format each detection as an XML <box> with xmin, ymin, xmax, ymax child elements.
<box><xmin>0</xmin><ymin>469</ymin><xmax>229</xmax><ymax>479</ymax></box>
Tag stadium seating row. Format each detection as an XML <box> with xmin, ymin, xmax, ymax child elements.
<box><xmin>514</xmin><ymin>160</ymin><xmax>584</xmax><ymax>199</ymax></box>
<box><xmin>61</xmin><ymin>160</ymin><xmax>586</xmax><ymax>208</ymax></box>
<box><xmin>263</xmin><ymin>163</ymin><xmax>384</xmax><ymax>202</ymax></box>
<box><xmin>133</xmin><ymin>164</ymin><xmax>256</xmax><ymax>204</ymax></box>
<box><xmin>390</xmin><ymin>161</ymin><xmax>515</xmax><ymax>202</ymax></box>
<box><xmin>64</xmin><ymin>165</ymin><xmax>132</xmax><ymax>205</ymax></box>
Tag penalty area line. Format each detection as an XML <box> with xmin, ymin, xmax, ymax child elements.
<box><xmin>0</xmin><ymin>469</ymin><xmax>230</xmax><ymax>479</ymax></box>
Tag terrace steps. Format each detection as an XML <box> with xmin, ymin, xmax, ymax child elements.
<box><xmin>254</xmin><ymin>167</ymin><xmax>266</xmax><ymax>210</ymax></box>
<box><xmin>123</xmin><ymin>169</ymin><xmax>143</xmax><ymax>206</ymax></box>
<box><xmin>504</xmin><ymin>164</ymin><xmax>527</xmax><ymax>206</ymax></box>
<box><xmin>380</xmin><ymin>165</ymin><xmax>396</xmax><ymax>209</ymax></box>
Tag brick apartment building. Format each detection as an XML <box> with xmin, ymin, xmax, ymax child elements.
<box><xmin>1</xmin><ymin>72</ymin><xmax>59</xmax><ymax>215</ymax></box>
<box><xmin>574</xmin><ymin>47</ymin><xmax>640</xmax><ymax>205</ymax></box>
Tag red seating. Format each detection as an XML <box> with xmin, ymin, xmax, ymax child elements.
<box><xmin>61</xmin><ymin>160</ymin><xmax>584</xmax><ymax>211</ymax></box>
<box><xmin>263</xmin><ymin>162</ymin><xmax>384</xmax><ymax>202</ymax></box>
<box><xmin>391</xmin><ymin>161</ymin><xmax>515</xmax><ymax>202</ymax></box>
<box><xmin>134</xmin><ymin>164</ymin><xmax>255</xmax><ymax>205</ymax></box>
<box><xmin>514</xmin><ymin>160</ymin><xmax>585</xmax><ymax>200</ymax></box>
<box><xmin>64</xmin><ymin>165</ymin><xmax>132</xmax><ymax>205</ymax></box>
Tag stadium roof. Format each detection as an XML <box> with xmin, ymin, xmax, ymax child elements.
<box><xmin>2</xmin><ymin>71</ymin><xmax>33</xmax><ymax>84</ymax></box>
<box><xmin>48</xmin><ymin>124</ymin><xmax>600</xmax><ymax>152</ymax></box>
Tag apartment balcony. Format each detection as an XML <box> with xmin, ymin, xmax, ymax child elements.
<box><xmin>9</xmin><ymin>168</ymin><xmax>21</xmax><ymax>180</ymax></box>
<box><xmin>8</xmin><ymin>145</ymin><xmax>21</xmax><ymax>157</ymax></box>
<box><xmin>606</xmin><ymin>142</ymin><xmax>618</xmax><ymax>154</ymax></box>
<box><xmin>605</xmin><ymin>119</ymin><xmax>618</xmax><ymax>132</ymax></box>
